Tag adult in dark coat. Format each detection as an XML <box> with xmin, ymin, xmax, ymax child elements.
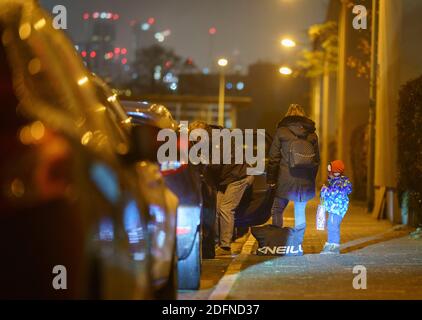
<box><xmin>267</xmin><ymin>104</ymin><xmax>320</xmax><ymax>232</ymax></box>
<box><xmin>189</xmin><ymin>121</ymin><xmax>253</xmax><ymax>256</ymax></box>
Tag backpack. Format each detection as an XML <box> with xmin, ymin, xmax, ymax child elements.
<box><xmin>251</xmin><ymin>224</ymin><xmax>305</xmax><ymax>256</ymax></box>
<box><xmin>288</xmin><ymin>133</ymin><xmax>318</xmax><ymax>169</ymax></box>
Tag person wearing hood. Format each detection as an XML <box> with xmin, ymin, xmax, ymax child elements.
<box><xmin>267</xmin><ymin>104</ymin><xmax>320</xmax><ymax>246</ymax></box>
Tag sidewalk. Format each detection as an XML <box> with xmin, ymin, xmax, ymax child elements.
<box><xmin>281</xmin><ymin>200</ymin><xmax>409</xmax><ymax>254</ymax></box>
<box><xmin>227</xmin><ymin>200</ymin><xmax>422</xmax><ymax>300</ymax></box>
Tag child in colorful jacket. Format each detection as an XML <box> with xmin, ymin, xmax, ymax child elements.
<box><xmin>320</xmin><ymin>160</ymin><xmax>352</xmax><ymax>254</ymax></box>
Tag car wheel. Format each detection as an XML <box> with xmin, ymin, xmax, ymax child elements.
<box><xmin>178</xmin><ymin>229</ymin><xmax>201</xmax><ymax>290</ymax></box>
<box><xmin>155</xmin><ymin>246</ymin><xmax>178</xmax><ymax>300</ymax></box>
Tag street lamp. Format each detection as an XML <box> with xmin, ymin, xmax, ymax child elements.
<box><xmin>217</xmin><ymin>58</ymin><xmax>228</xmax><ymax>126</ymax></box>
<box><xmin>218</xmin><ymin>58</ymin><xmax>228</xmax><ymax>67</ymax></box>
<box><xmin>281</xmin><ymin>38</ymin><xmax>297</xmax><ymax>48</ymax></box>
<box><xmin>279</xmin><ymin>66</ymin><xmax>293</xmax><ymax>75</ymax></box>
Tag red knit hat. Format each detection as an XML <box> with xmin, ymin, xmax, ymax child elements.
<box><xmin>329</xmin><ymin>160</ymin><xmax>345</xmax><ymax>174</ymax></box>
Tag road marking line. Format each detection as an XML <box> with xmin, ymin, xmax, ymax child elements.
<box><xmin>208</xmin><ymin>232</ymin><xmax>256</xmax><ymax>300</ymax></box>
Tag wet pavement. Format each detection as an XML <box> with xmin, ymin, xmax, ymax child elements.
<box><xmin>178</xmin><ymin>200</ymin><xmax>422</xmax><ymax>300</ymax></box>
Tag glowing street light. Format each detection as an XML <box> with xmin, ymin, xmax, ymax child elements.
<box><xmin>218</xmin><ymin>58</ymin><xmax>228</xmax><ymax>67</ymax></box>
<box><xmin>281</xmin><ymin>38</ymin><xmax>297</xmax><ymax>48</ymax></box>
<box><xmin>279</xmin><ymin>66</ymin><xmax>293</xmax><ymax>75</ymax></box>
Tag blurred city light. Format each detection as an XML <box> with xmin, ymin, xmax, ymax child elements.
<box><xmin>236</xmin><ymin>82</ymin><xmax>245</xmax><ymax>90</ymax></box>
<box><xmin>28</xmin><ymin>58</ymin><xmax>41</xmax><ymax>75</ymax></box>
<box><xmin>226</xmin><ymin>82</ymin><xmax>233</xmax><ymax>90</ymax></box>
<box><xmin>154</xmin><ymin>65</ymin><xmax>162</xmax><ymax>80</ymax></box>
<box><xmin>34</xmin><ymin>18</ymin><xmax>46</xmax><ymax>30</ymax></box>
<box><xmin>281</xmin><ymin>38</ymin><xmax>297</xmax><ymax>48</ymax></box>
<box><xmin>209</xmin><ymin>27</ymin><xmax>217</xmax><ymax>35</ymax></box>
<box><xmin>121</xmin><ymin>48</ymin><xmax>128</xmax><ymax>55</ymax></box>
<box><xmin>218</xmin><ymin>58</ymin><xmax>228</xmax><ymax>67</ymax></box>
<box><xmin>163</xmin><ymin>72</ymin><xmax>174</xmax><ymax>83</ymax></box>
<box><xmin>19</xmin><ymin>23</ymin><xmax>31</xmax><ymax>40</ymax></box>
<box><xmin>279</xmin><ymin>66</ymin><xmax>293</xmax><ymax>75</ymax></box>
<box><xmin>155</xmin><ymin>32</ymin><xmax>165</xmax><ymax>42</ymax></box>
<box><xmin>83</xmin><ymin>13</ymin><xmax>90</xmax><ymax>20</ymax></box>
<box><xmin>107</xmin><ymin>95</ymin><xmax>117</xmax><ymax>103</ymax></box>
<box><xmin>78</xmin><ymin>77</ymin><xmax>89</xmax><ymax>86</ymax></box>
<box><xmin>30</xmin><ymin>121</ymin><xmax>45</xmax><ymax>141</ymax></box>
<box><xmin>121</xmin><ymin>58</ymin><xmax>128</xmax><ymax>65</ymax></box>
<box><xmin>148</xmin><ymin>17</ymin><xmax>156</xmax><ymax>25</ymax></box>
<box><xmin>90</xmin><ymin>51</ymin><xmax>97</xmax><ymax>58</ymax></box>
<box><xmin>141</xmin><ymin>23</ymin><xmax>150</xmax><ymax>31</ymax></box>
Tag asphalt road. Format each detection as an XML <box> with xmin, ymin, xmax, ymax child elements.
<box><xmin>178</xmin><ymin>201</ymin><xmax>422</xmax><ymax>300</ymax></box>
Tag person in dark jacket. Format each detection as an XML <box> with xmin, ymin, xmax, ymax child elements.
<box><xmin>267</xmin><ymin>104</ymin><xmax>320</xmax><ymax>239</ymax></box>
<box><xmin>189</xmin><ymin>121</ymin><xmax>254</xmax><ymax>256</ymax></box>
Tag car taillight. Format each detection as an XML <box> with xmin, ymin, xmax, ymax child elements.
<box><xmin>160</xmin><ymin>161</ymin><xmax>188</xmax><ymax>176</ymax></box>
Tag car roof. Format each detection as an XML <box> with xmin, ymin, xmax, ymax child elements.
<box><xmin>121</xmin><ymin>100</ymin><xmax>178</xmax><ymax>130</ymax></box>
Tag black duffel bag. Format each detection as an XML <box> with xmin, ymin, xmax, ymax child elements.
<box><xmin>251</xmin><ymin>224</ymin><xmax>306</xmax><ymax>256</ymax></box>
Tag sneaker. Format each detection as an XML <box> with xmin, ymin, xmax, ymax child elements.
<box><xmin>215</xmin><ymin>246</ymin><xmax>232</xmax><ymax>256</ymax></box>
<box><xmin>320</xmin><ymin>242</ymin><xmax>340</xmax><ymax>255</ymax></box>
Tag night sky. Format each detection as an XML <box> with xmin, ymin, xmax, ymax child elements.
<box><xmin>39</xmin><ymin>0</ymin><xmax>328</xmax><ymax>70</ymax></box>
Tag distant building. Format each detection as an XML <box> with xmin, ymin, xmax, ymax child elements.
<box><xmin>130</xmin><ymin>18</ymin><xmax>158</xmax><ymax>55</ymax></box>
<box><xmin>176</xmin><ymin>62</ymin><xmax>310</xmax><ymax>130</ymax></box>
<box><xmin>178</xmin><ymin>73</ymin><xmax>248</xmax><ymax>97</ymax></box>
<box><xmin>76</xmin><ymin>11</ymin><xmax>130</xmax><ymax>83</ymax></box>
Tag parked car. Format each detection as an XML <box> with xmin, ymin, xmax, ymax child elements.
<box><xmin>122</xmin><ymin>101</ymin><xmax>204</xmax><ymax>290</ymax></box>
<box><xmin>120</xmin><ymin>101</ymin><xmax>275</xmax><ymax>290</ymax></box>
<box><xmin>0</xmin><ymin>1</ymin><xmax>175</xmax><ymax>299</ymax></box>
<box><xmin>90</xmin><ymin>75</ymin><xmax>179</xmax><ymax>298</ymax></box>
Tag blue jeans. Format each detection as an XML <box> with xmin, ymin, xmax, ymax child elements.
<box><xmin>327</xmin><ymin>213</ymin><xmax>342</xmax><ymax>244</ymax></box>
<box><xmin>271</xmin><ymin>197</ymin><xmax>307</xmax><ymax>228</ymax></box>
